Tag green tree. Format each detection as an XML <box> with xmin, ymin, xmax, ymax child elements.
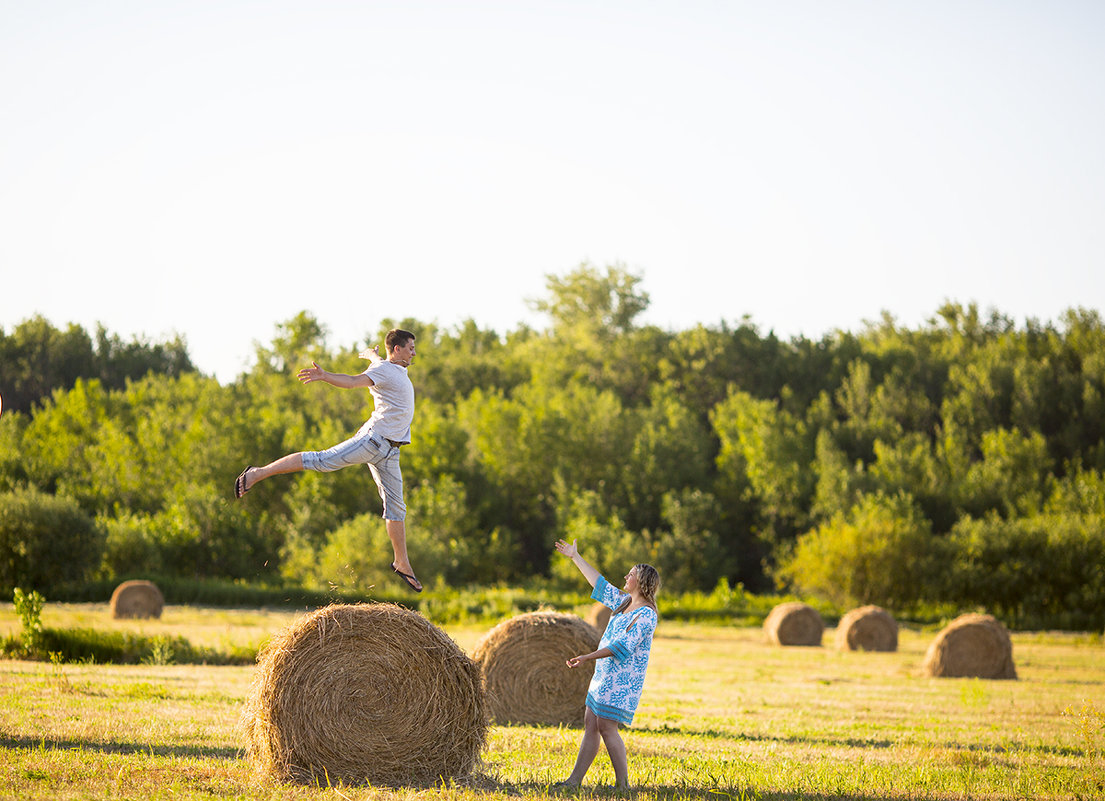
<box><xmin>776</xmin><ymin>491</ymin><xmax>941</xmax><ymax>610</ymax></box>
<box><xmin>868</xmin><ymin>432</ymin><xmax>955</xmax><ymax>532</ymax></box>
<box><xmin>653</xmin><ymin>488</ymin><xmax>730</xmax><ymax>593</ymax></box>
<box><xmin>0</xmin><ymin>316</ymin><xmax>94</xmax><ymax>413</ymax></box>
<box><xmin>621</xmin><ymin>384</ymin><xmax>714</xmax><ymax>533</ymax></box>
<box><xmin>523</xmin><ymin>264</ymin><xmax>668</xmax><ymax>404</ymax></box>
<box><xmin>1046</xmin><ymin>466</ymin><xmax>1105</xmax><ymax>516</ymax></box>
<box><xmin>0</xmin><ymin>316</ymin><xmax>195</xmax><ymax>414</ymax></box>
<box><xmin>810</xmin><ymin>428</ymin><xmax>868</xmax><ymax>522</ymax></box>
<box><xmin>531</xmin><ymin>262</ymin><xmax>649</xmax><ymax>336</ymax></box>
<box><xmin>93</xmin><ymin>324</ymin><xmax>194</xmax><ymax>387</ymax></box>
<box><xmin>549</xmin><ymin>486</ymin><xmax>642</xmax><ymax>587</ymax></box>
<box><xmin>712</xmin><ymin>389</ymin><xmax>815</xmax><ymax>546</ymax></box>
<box><xmin>0</xmin><ymin>487</ymin><xmax>103</xmax><ymax>594</ymax></box>
<box><xmin>252</xmin><ymin>311</ymin><xmax>331</xmax><ymax>375</ymax></box>
<box><xmin>21</xmin><ymin>378</ymin><xmax>122</xmax><ymax>511</ymax></box>
<box><xmin>456</xmin><ymin>381</ymin><xmax>636</xmax><ymax>570</ymax></box>
<box><xmin>405</xmin><ymin>474</ymin><xmax>519</xmax><ymax>586</ymax></box>
<box><xmin>408</xmin><ymin>319</ymin><xmax>528</xmax><ymax>404</ymax></box>
<box><xmin>656</xmin><ymin>320</ymin><xmax>789</xmax><ymax>423</ymax></box>
<box><xmin>946</xmin><ymin>513</ymin><xmax>1105</xmax><ymax>629</ymax></box>
<box><xmin>956</xmin><ymin>427</ymin><xmax>1052</xmax><ymax>519</ymax></box>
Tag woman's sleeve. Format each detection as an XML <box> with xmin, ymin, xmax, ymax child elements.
<box><xmin>606</xmin><ymin>608</ymin><xmax>657</xmax><ymax>662</ymax></box>
<box><xmin>591</xmin><ymin>575</ymin><xmax>627</xmax><ymax>611</ymax></box>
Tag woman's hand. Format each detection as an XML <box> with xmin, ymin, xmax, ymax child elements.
<box><xmin>555</xmin><ymin>538</ymin><xmax>600</xmax><ymax>588</ymax></box>
<box><xmin>554</xmin><ymin>538</ymin><xmax>578</xmax><ymax>559</ymax></box>
<box><xmin>567</xmin><ymin>647</ymin><xmax>612</xmax><ymax>668</ymax></box>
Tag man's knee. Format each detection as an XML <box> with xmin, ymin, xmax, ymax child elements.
<box><xmin>382</xmin><ymin>500</ymin><xmax>406</xmax><ymax>522</ymax></box>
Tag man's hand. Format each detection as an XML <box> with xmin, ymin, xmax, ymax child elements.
<box><xmin>297</xmin><ymin>362</ymin><xmax>326</xmax><ymax>384</ymax></box>
<box><xmin>358</xmin><ymin>345</ymin><xmax>382</xmax><ymax>364</ymax></box>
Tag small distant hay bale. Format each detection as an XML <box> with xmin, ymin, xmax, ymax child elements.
<box><xmin>241</xmin><ymin>603</ymin><xmax>488</xmax><ymax>787</ymax></box>
<box><xmin>835</xmin><ymin>605</ymin><xmax>898</xmax><ymax>652</ymax></box>
<box><xmin>585</xmin><ymin>602</ymin><xmax>612</xmax><ymax>634</ymax></box>
<box><xmin>764</xmin><ymin>602</ymin><xmax>823</xmax><ymax>646</ymax></box>
<box><xmin>921</xmin><ymin>613</ymin><xmax>1017</xmax><ymax>680</ymax></box>
<box><xmin>110</xmin><ymin>580</ymin><xmax>164</xmax><ymax>619</ymax></box>
<box><xmin>472</xmin><ymin>611</ymin><xmax>600</xmax><ymax>726</ymax></box>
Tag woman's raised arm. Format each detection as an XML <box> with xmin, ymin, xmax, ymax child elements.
<box><xmin>554</xmin><ymin>538</ymin><xmax>601</xmax><ymax>588</ymax></box>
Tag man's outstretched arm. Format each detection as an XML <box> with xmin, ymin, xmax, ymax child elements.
<box><xmin>358</xmin><ymin>345</ymin><xmax>383</xmax><ymax>365</ymax></box>
<box><xmin>297</xmin><ymin>361</ymin><xmax>375</xmax><ymax>389</ymax></box>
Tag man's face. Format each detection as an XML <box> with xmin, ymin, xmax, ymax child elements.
<box><xmin>392</xmin><ymin>339</ymin><xmax>416</xmax><ymax>366</ymax></box>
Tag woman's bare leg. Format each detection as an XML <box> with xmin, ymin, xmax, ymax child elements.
<box><xmin>563</xmin><ymin>708</ymin><xmax>603</xmax><ymax>785</ymax></box>
<box><xmin>597</xmin><ymin>716</ymin><xmax>629</xmax><ymax>787</ymax></box>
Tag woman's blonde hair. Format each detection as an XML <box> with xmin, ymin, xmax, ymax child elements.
<box><xmin>615</xmin><ymin>563</ymin><xmax>661</xmax><ymax>615</ymax></box>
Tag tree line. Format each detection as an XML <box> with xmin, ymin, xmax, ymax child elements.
<box><xmin>0</xmin><ymin>315</ymin><xmax>194</xmax><ymax>415</ymax></box>
<box><xmin>2</xmin><ymin>264</ymin><xmax>1103</xmax><ymax>628</ymax></box>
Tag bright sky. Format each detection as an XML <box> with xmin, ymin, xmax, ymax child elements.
<box><xmin>3</xmin><ymin>1</ymin><xmax>1103</xmax><ymax>383</ymax></box>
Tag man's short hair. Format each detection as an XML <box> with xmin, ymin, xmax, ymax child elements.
<box><xmin>386</xmin><ymin>329</ymin><xmax>416</xmax><ymax>351</ymax></box>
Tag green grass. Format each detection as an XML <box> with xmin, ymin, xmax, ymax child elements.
<box><xmin>0</xmin><ymin>604</ymin><xmax>1102</xmax><ymax>800</ymax></box>
<box><xmin>44</xmin><ymin>577</ymin><xmax>847</xmax><ymax>628</ymax></box>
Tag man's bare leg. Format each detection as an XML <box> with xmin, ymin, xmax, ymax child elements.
<box><xmin>386</xmin><ymin>519</ymin><xmax>421</xmax><ymax>591</ymax></box>
<box><xmin>242</xmin><ymin>453</ymin><xmax>305</xmax><ymax>492</ymax></box>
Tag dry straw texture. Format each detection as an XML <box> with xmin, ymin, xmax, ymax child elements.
<box><xmin>472</xmin><ymin>611</ymin><xmax>600</xmax><ymax>726</ymax></box>
<box><xmin>585</xmin><ymin>602</ymin><xmax>612</xmax><ymax>635</ymax></box>
<box><xmin>241</xmin><ymin>603</ymin><xmax>488</xmax><ymax>787</ymax></box>
<box><xmin>109</xmin><ymin>580</ymin><xmax>163</xmax><ymax>619</ymax></box>
<box><xmin>764</xmin><ymin>602</ymin><xmax>824</xmax><ymax>646</ymax></box>
<box><xmin>835</xmin><ymin>605</ymin><xmax>898</xmax><ymax>652</ymax></box>
<box><xmin>921</xmin><ymin>613</ymin><xmax>1017</xmax><ymax>679</ymax></box>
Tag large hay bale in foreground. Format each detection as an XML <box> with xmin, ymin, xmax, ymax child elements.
<box><xmin>835</xmin><ymin>605</ymin><xmax>898</xmax><ymax>652</ymax></box>
<box><xmin>110</xmin><ymin>580</ymin><xmax>164</xmax><ymax>619</ymax></box>
<box><xmin>585</xmin><ymin>602</ymin><xmax>612</xmax><ymax>634</ymax></box>
<box><xmin>472</xmin><ymin>611</ymin><xmax>600</xmax><ymax>726</ymax></box>
<box><xmin>764</xmin><ymin>602</ymin><xmax>823</xmax><ymax>646</ymax></box>
<box><xmin>921</xmin><ymin>613</ymin><xmax>1017</xmax><ymax>679</ymax></box>
<box><xmin>241</xmin><ymin>603</ymin><xmax>488</xmax><ymax>786</ymax></box>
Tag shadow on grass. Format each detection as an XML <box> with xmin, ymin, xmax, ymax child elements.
<box><xmin>0</xmin><ymin>734</ymin><xmax>239</xmax><ymax>760</ymax></box>
<box><xmin>466</xmin><ymin>775</ymin><xmax>957</xmax><ymax>801</ymax></box>
<box><xmin>632</xmin><ymin>724</ymin><xmax>1084</xmax><ymax>758</ymax></box>
<box><xmin>0</xmin><ymin>747</ymin><xmax>1027</xmax><ymax>801</ymax></box>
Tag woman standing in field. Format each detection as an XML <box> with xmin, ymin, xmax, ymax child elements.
<box><xmin>553</xmin><ymin>538</ymin><xmax>661</xmax><ymax>791</ymax></box>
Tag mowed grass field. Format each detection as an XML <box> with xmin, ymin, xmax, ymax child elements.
<box><xmin>0</xmin><ymin>603</ymin><xmax>1102</xmax><ymax>800</ymax></box>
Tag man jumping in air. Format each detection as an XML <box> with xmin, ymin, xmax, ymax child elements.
<box><xmin>234</xmin><ymin>328</ymin><xmax>422</xmax><ymax>592</ymax></box>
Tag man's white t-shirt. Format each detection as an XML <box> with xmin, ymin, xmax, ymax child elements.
<box><xmin>363</xmin><ymin>360</ymin><xmax>414</xmax><ymax>444</ymax></box>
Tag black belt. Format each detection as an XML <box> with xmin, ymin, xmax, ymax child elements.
<box><xmin>386</xmin><ymin>439</ymin><xmax>405</xmax><ymax>448</ymax></box>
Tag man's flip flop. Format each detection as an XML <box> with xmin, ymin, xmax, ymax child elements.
<box><xmin>234</xmin><ymin>466</ymin><xmax>253</xmax><ymax>500</ymax></box>
<box><xmin>391</xmin><ymin>563</ymin><xmax>423</xmax><ymax>593</ymax></box>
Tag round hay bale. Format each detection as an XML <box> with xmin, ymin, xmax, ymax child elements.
<box><xmin>585</xmin><ymin>602</ymin><xmax>612</xmax><ymax>634</ymax></box>
<box><xmin>241</xmin><ymin>603</ymin><xmax>487</xmax><ymax>787</ymax></box>
<box><xmin>110</xmin><ymin>580</ymin><xmax>164</xmax><ymax>619</ymax></box>
<box><xmin>472</xmin><ymin>611</ymin><xmax>600</xmax><ymax>726</ymax></box>
<box><xmin>921</xmin><ymin>613</ymin><xmax>1017</xmax><ymax>679</ymax></box>
<box><xmin>835</xmin><ymin>605</ymin><xmax>898</xmax><ymax>652</ymax></box>
<box><xmin>764</xmin><ymin>602</ymin><xmax>823</xmax><ymax>646</ymax></box>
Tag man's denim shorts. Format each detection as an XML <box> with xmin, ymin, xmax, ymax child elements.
<box><xmin>301</xmin><ymin>423</ymin><xmax>406</xmax><ymax>521</ymax></box>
